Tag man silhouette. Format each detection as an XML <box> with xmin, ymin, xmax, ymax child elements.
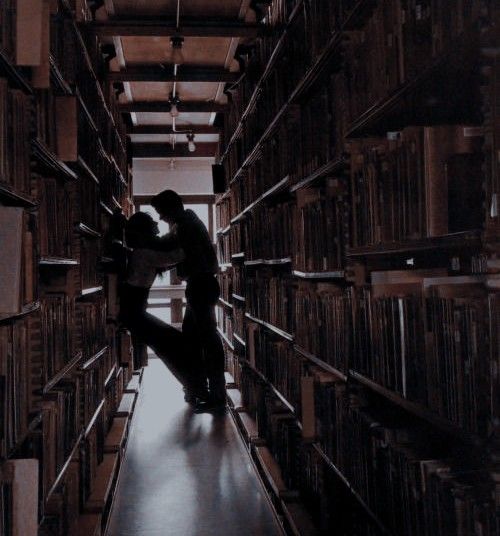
<box><xmin>150</xmin><ymin>190</ymin><xmax>226</xmax><ymax>411</ymax></box>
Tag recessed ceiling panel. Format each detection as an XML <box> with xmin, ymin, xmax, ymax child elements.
<box><xmin>122</xmin><ymin>36</ymin><xmax>232</xmax><ymax>66</ymax></box>
<box><xmin>129</xmin><ymin>81</ymin><xmax>220</xmax><ymax>101</ymax></box>
<box><xmin>135</xmin><ymin>112</ymin><xmax>213</xmax><ymax>125</ymax></box>
<box><xmin>113</xmin><ymin>0</ymin><xmax>243</xmax><ymax>18</ymax></box>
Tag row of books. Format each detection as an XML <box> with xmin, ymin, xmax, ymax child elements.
<box><xmin>218</xmin><ymin>271</ymin><xmax>232</xmax><ymax>303</ymax></box>
<box><xmin>0</xmin><ymin>207</ymin><xmax>37</xmax><ymax>315</ymax></box>
<box><xmin>216</xmin><ymin>232</ymin><xmax>231</xmax><ymax>265</ymax></box>
<box><xmin>232</xmin><ymin>265</ymin><xmax>244</xmax><ymax>297</ymax></box>
<box><xmin>244</xmin><ymin>202</ymin><xmax>294</xmax><ymax>261</ymax></box>
<box><xmin>78</xmin><ymin>236</ymin><xmax>103</xmax><ymax>291</ymax></box>
<box><xmin>349</xmin><ymin>125</ymin><xmax>484</xmax><ymax>247</ymax></box>
<box><xmin>233</xmin><ymin>302</ymin><xmax>245</xmax><ymax>341</ymax></box>
<box><xmin>320</xmin><ymin>385</ymin><xmax>498</xmax><ymax>536</ymax></box>
<box><xmin>0</xmin><ymin>79</ymin><xmax>31</xmax><ymax>195</ymax></box>
<box><xmin>216</xmin><ymin>306</ymin><xmax>232</xmax><ymax>343</ymax></box>
<box><xmin>246</xmin><ymin>270</ymin><xmax>294</xmax><ymax>334</ymax></box>
<box><xmin>247</xmin><ymin>325</ymin><xmax>302</xmax><ymax>413</ymax></box>
<box><xmin>295</xmin><ymin>182</ymin><xmax>347</xmax><ymax>272</ymax></box>
<box><xmin>32</xmin><ymin>175</ymin><xmax>74</xmax><ymax>259</ymax></box>
<box><xmin>76</xmin><ymin>299</ymin><xmax>107</xmax><ymax>361</ymax></box>
<box><xmin>215</xmin><ymin>197</ymin><xmax>231</xmax><ymax>231</ymax></box>
<box><xmin>295</xmin><ymin>282</ymin><xmax>352</xmax><ymax>375</ymax></box>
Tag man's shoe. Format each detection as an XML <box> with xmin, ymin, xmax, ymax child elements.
<box><xmin>193</xmin><ymin>398</ymin><xmax>227</xmax><ymax>414</ymax></box>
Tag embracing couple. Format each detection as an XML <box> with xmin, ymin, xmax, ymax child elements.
<box><xmin>119</xmin><ymin>189</ymin><xmax>226</xmax><ymax>413</ymax></box>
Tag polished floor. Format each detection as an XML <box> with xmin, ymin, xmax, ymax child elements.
<box><xmin>106</xmin><ymin>358</ymin><xmax>284</xmax><ymax>536</ymax></box>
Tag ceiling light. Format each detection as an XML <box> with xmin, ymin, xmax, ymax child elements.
<box><xmin>169</xmin><ymin>93</ymin><xmax>180</xmax><ymax>118</ymax></box>
<box><xmin>187</xmin><ymin>133</ymin><xmax>196</xmax><ymax>153</ymax></box>
<box><xmin>169</xmin><ymin>158</ymin><xmax>176</xmax><ymax>170</ymax></box>
<box><xmin>170</xmin><ymin>36</ymin><xmax>185</xmax><ymax>65</ymax></box>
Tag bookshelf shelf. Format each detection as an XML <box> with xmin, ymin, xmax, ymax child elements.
<box><xmin>293</xmin><ymin>270</ymin><xmax>345</xmax><ymax>280</ymax></box>
<box><xmin>233</xmin><ymin>333</ymin><xmax>246</xmax><ymax>347</ymax></box>
<box><xmin>245</xmin><ymin>313</ymin><xmax>294</xmax><ymax>342</ymax></box>
<box><xmin>104</xmin><ymin>364</ymin><xmax>118</xmax><ymax>389</ymax></box>
<box><xmin>0</xmin><ymin>301</ymin><xmax>41</xmax><ymax>323</ymax></box>
<box><xmin>81</xmin><ymin>345</ymin><xmax>109</xmax><ymax>370</ymax></box>
<box><xmin>216</xmin><ymin>225</ymin><xmax>231</xmax><ymax>235</ymax></box>
<box><xmin>349</xmin><ymin>371</ymin><xmax>483</xmax><ymax>447</ymax></box>
<box><xmin>231</xmin><ymin>176</ymin><xmax>290</xmax><ymax>224</ymax></box>
<box><xmin>232</xmin><ymin>293</ymin><xmax>246</xmax><ymax>303</ymax></box>
<box><xmin>49</xmin><ymin>55</ymin><xmax>73</xmax><ymax>95</ymax></box>
<box><xmin>43</xmin><ymin>351</ymin><xmax>84</xmax><ymax>394</ymax></box>
<box><xmin>39</xmin><ymin>256</ymin><xmax>79</xmax><ymax>266</ymax></box>
<box><xmin>218</xmin><ymin>297</ymin><xmax>233</xmax><ymax>310</ymax></box>
<box><xmin>7</xmin><ymin>412</ymin><xmax>43</xmax><ymax>460</ymax></box>
<box><xmin>244</xmin><ymin>257</ymin><xmax>292</xmax><ymax>266</ymax></box>
<box><xmin>77</xmin><ymin>223</ymin><xmax>102</xmax><ymax>239</ymax></box>
<box><xmin>0</xmin><ymin>182</ymin><xmax>37</xmax><ymax>207</ymax></box>
<box><xmin>294</xmin><ymin>345</ymin><xmax>347</xmax><ymax>382</ymax></box>
<box><xmin>219</xmin><ymin>262</ymin><xmax>232</xmax><ymax>269</ymax></box>
<box><xmin>290</xmin><ymin>158</ymin><xmax>346</xmax><ymax>193</ymax></box>
<box><xmin>0</xmin><ymin>50</ymin><xmax>33</xmax><ymax>94</ymax></box>
<box><xmin>312</xmin><ymin>443</ymin><xmax>391</xmax><ymax>536</ymax></box>
<box><xmin>217</xmin><ymin>327</ymin><xmax>234</xmax><ymax>351</ymax></box>
<box><xmin>85</xmin><ymin>399</ymin><xmax>106</xmax><ymax>437</ymax></box>
<box><xmin>32</xmin><ymin>138</ymin><xmax>79</xmax><ymax>181</ymax></box>
<box><xmin>346</xmin><ymin>231</ymin><xmax>482</xmax><ymax>258</ymax></box>
<box><xmin>78</xmin><ymin>286</ymin><xmax>104</xmax><ymax>299</ymax></box>
<box><xmin>74</xmin><ymin>155</ymin><xmax>100</xmax><ymax>185</ymax></box>
<box><xmin>232</xmin><ymin>252</ymin><xmax>245</xmax><ymax>261</ymax></box>
<box><xmin>100</xmin><ymin>200</ymin><xmax>114</xmax><ymax>215</ymax></box>
<box><xmin>45</xmin><ymin>431</ymin><xmax>84</xmax><ymax>503</ymax></box>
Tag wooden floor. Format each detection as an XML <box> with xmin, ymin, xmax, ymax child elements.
<box><xmin>106</xmin><ymin>357</ymin><xmax>284</xmax><ymax>536</ymax></box>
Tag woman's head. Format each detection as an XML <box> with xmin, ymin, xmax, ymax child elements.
<box><xmin>125</xmin><ymin>212</ymin><xmax>159</xmax><ymax>247</ymax></box>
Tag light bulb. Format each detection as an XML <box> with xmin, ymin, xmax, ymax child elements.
<box><xmin>170</xmin><ymin>102</ymin><xmax>179</xmax><ymax>117</ymax></box>
<box><xmin>187</xmin><ymin>133</ymin><xmax>196</xmax><ymax>152</ymax></box>
<box><xmin>169</xmin><ymin>158</ymin><xmax>175</xmax><ymax>170</ymax></box>
<box><xmin>170</xmin><ymin>36</ymin><xmax>185</xmax><ymax>65</ymax></box>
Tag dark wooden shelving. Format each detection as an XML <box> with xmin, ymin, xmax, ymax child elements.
<box><xmin>7</xmin><ymin>412</ymin><xmax>43</xmax><ymax>460</ymax></box>
<box><xmin>0</xmin><ymin>301</ymin><xmax>41</xmax><ymax>323</ymax></box>
<box><xmin>244</xmin><ymin>257</ymin><xmax>292</xmax><ymax>266</ymax></box>
<box><xmin>0</xmin><ymin>182</ymin><xmax>37</xmax><ymax>207</ymax></box>
<box><xmin>231</xmin><ymin>176</ymin><xmax>290</xmax><ymax>224</ymax></box>
<box><xmin>73</xmin><ymin>155</ymin><xmax>100</xmax><ymax>184</ymax></box>
<box><xmin>245</xmin><ymin>313</ymin><xmax>294</xmax><ymax>342</ymax></box>
<box><xmin>345</xmin><ymin>29</ymin><xmax>479</xmax><ymax>138</ymax></box>
<box><xmin>220</xmin><ymin>1</ymin><xmax>305</xmax><ymax>162</ymax></box>
<box><xmin>217</xmin><ymin>327</ymin><xmax>234</xmax><ymax>351</ymax></box>
<box><xmin>81</xmin><ymin>345</ymin><xmax>109</xmax><ymax>370</ymax></box>
<box><xmin>233</xmin><ymin>333</ymin><xmax>246</xmax><ymax>347</ymax></box>
<box><xmin>77</xmin><ymin>223</ymin><xmax>102</xmax><ymax>239</ymax></box>
<box><xmin>346</xmin><ymin>231</ymin><xmax>482</xmax><ymax>258</ymax></box>
<box><xmin>31</xmin><ymin>139</ymin><xmax>78</xmax><ymax>181</ymax></box>
<box><xmin>78</xmin><ymin>286</ymin><xmax>104</xmax><ymax>300</ymax></box>
<box><xmin>49</xmin><ymin>55</ymin><xmax>73</xmax><ymax>95</ymax></box>
<box><xmin>290</xmin><ymin>158</ymin><xmax>345</xmax><ymax>193</ymax></box>
<box><xmin>293</xmin><ymin>270</ymin><xmax>345</xmax><ymax>280</ymax></box>
<box><xmin>43</xmin><ymin>351</ymin><xmax>84</xmax><ymax>394</ymax></box>
<box><xmin>312</xmin><ymin>443</ymin><xmax>391</xmax><ymax>536</ymax></box>
<box><xmin>349</xmin><ymin>371</ymin><xmax>483</xmax><ymax>447</ymax></box>
<box><xmin>294</xmin><ymin>345</ymin><xmax>347</xmax><ymax>382</ymax></box>
<box><xmin>216</xmin><ymin>225</ymin><xmax>231</xmax><ymax>235</ymax></box>
<box><xmin>231</xmin><ymin>252</ymin><xmax>245</xmax><ymax>261</ymax></box>
<box><xmin>218</xmin><ymin>297</ymin><xmax>233</xmax><ymax>310</ymax></box>
<box><xmin>232</xmin><ymin>293</ymin><xmax>245</xmax><ymax>303</ymax></box>
<box><xmin>39</xmin><ymin>256</ymin><xmax>79</xmax><ymax>266</ymax></box>
<box><xmin>0</xmin><ymin>50</ymin><xmax>33</xmax><ymax>94</ymax></box>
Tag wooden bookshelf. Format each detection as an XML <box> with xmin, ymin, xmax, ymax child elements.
<box><xmin>245</xmin><ymin>313</ymin><xmax>294</xmax><ymax>342</ymax></box>
<box><xmin>31</xmin><ymin>138</ymin><xmax>78</xmax><ymax>181</ymax></box>
<box><xmin>0</xmin><ymin>49</ymin><xmax>33</xmax><ymax>94</ymax></box>
<box><xmin>294</xmin><ymin>345</ymin><xmax>347</xmax><ymax>382</ymax></box>
<box><xmin>0</xmin><ymin>182</ymin><xmax>37</xmax><ymax>207</ymax></box>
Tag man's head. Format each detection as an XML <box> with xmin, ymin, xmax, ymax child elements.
<box><xmin>151</xmin><ymin>189</ymin><xmax>184</xmax><ymax>224</ymax></box>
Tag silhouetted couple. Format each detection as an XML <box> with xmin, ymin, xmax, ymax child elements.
<box><xmin>119</xmin><ymin>190</ymin><xmax>226</xmax><ymax>412</ymax></box>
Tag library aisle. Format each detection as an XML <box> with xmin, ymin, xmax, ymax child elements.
<box><xmin>107</xmin><ymin>358</ymin><xmax>284</xmax><ymax>536</ymax></box>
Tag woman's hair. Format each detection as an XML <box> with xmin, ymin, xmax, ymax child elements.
<box><xmin>125</xmin><ymin>212</ymin><xmax>157</xmax><ymax>248</ymax></box>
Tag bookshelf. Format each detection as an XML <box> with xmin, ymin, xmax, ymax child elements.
<box><xmin>0</xmin><ymin>1</ymin><xmax>138</xmax><ymax>535</ymax></box>
<box><xmin>216</xmin><ymin>0</ymin><xmax>500</xmax><ymax>534</ymax></box>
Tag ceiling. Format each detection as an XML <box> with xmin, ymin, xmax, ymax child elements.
<box><xmin>94</xmin><ymin>0</ymin><xmax>256</xmax><ymax>161</ymax></box>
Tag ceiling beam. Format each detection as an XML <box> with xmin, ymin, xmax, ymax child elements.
<box><xmin>120</xmin><ymin>101</ymin><xmax>228</xmax><ymax>113</ymax></box>
<box><xmin>128</xmin><ymin>125</ymin><xmax>220</xmax><ymax>135</ymax></box>
<box><xmin>84</xmin><ymin>20</ymin><xmax>261</xmax><ymax>38</ymax></box>
<box><xmin>132</xmin><ymin>142</ymin><xmax>218</xmax><ymax>158</ymax></box>
<box><xmin>108</xmin><ymin>66</ymin><xmax>239</xmax><ymax>83</ymax></box>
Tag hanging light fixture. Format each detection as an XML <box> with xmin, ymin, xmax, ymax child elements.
<box><xmin>170</xmin><ymin>36</ymin><xmax>185</xmax><ymax>65</ymax></box>
<box><xmin>168</xmin><ymin>93</ymin><xmax>180</xmax><ymax>118</ymax></box>
<box><xmin>169</xmin><ymin>158</ymin><xmax>176</xmax><ymax>170</ymax></box>
<box><xmin>187</xmin><ymin>133</ymin><xmax>196</xmax><ymax>152</ymax></box>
